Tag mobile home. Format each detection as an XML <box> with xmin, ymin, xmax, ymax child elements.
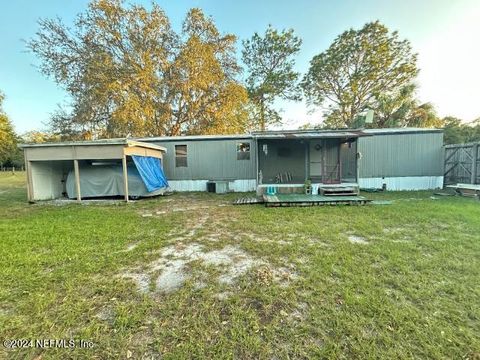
<box><xmin>20</xmin><ymin>128</ymin><xmax>444</xmax><ymax>201</ymax></box>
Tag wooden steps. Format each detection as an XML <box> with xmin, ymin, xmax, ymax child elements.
<box><xmin>319</xmin><ymin>185</ymin><xmax>359</xmax><ymax>196</ymax></box>
<box><xmin>232</xmin><ymin>197</ymin><xmax>263</xmax><ymax>205</ymax></box>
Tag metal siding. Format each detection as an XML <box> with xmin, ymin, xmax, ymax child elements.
<box><xmin>31</xmin><ymin>161</ymin><xmax>71</xmax><ymax>200</ymax></box>
<box><xmin>358</xmin><ymin>132</ymin><xmax>444</xmax><ymax>177</ymax></box>
<box><xmin>150</xmin><ymin>139</ymin><xmax>256</xmax><ymax>181</ymax></box>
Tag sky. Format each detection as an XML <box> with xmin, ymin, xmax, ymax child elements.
<box><xmin>1</xmin><ymin>0</ymin><xmax>479</xmax><ymax>134</ymax></box>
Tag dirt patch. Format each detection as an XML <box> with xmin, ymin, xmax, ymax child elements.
<box><xmin>214</xmin><ymin>291</ymin><xmax>233</xmax><ymax>300</ymax></box>
<box><xmin>124</xmin><ymin>243</ymin><xmax>139</xmax><ymax>251</ymax></box>
<box><xmin>122</xmin><ymin>195</ymin><xmax>301</xmax><ymax>294</ymax></box>
<box><xmin>238</xmin><ymin>231</ymin><xmax>291</xmax><ymax>245</ymax></box>
<box><xmin>121</xmin><ymin>272</ymin><xmax>150</xmax><ymax>293</ymax></box>
<box><xmin>154</xmin><ymin>259</ymin><xmax>188</xmax><ymax>293</ymax></box>
<box><xmin>119</xmin><ymin>242</ymin><xmax>298</xmax><ymax>294</ymax></box>
<box><xmin>253</xmin><ymin>264</ymin><xmax>299</xmax><ymax>288</ymax></box>
<box><xmin>95</xmin><ymin>306</ymin><xmax>115</xmax><ymax>324</ymax></box>
<box><xmin>280</xmin><ymin>302</ymin><xmax>308</xmax><ymax>323</ymax></box>
<box><xmin>348</xmin><ymin>235</ymin><xmax>369</xmax><ymax>245</ymax></box>
<box><xmin>383</xmin><ymin>227</ymin><xmax>404</xmax><ymax>234</ymax></box>
<box><xmin>37</xmin><ymin>199</ymin><xmax>123</xmax><ymax>206</ymax></box>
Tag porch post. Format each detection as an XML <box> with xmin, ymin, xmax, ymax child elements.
<box><xmin>321</xmin><ymin>139</ymin><xmax>326</xmax><ymax>183</ymax></box>
<box><xmin>304</xmin><ymin>140</ymin><xmax>310</xmax><ymax>181</ymax></box>
<box><xmin>338</xmin><ymin>139</ymin><xmax>342</xmax><ymax>182</ymax></box>
<box><xmin>355</xmin><ymin>139</ymin><xmax>359</xmax><ymax>184</ymax></box>
<box><xmin>255</xmin><ymin>138</ymin><xmax>259</xmax><ymax>185</ymax></box>
<box><xmin>122</xmin><ymin>154</ymin><xmax>129</xmax><ymax>202</ymax></box>
<box><xmin>26</xmin><ymin>159</ymin><xmax>34</xmax><ymax>203</ymax></box>
<box><xmin>73</xmin><ymin>159</ymin><xmax>81</xmax><ymax>202</ymax></box>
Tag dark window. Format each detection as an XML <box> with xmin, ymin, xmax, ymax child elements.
<box><xmin>277</xmin><ymin>147</ymin><xmax>292</xmax><ymax>157</ymax></box>
<box><xmin>175</xmin><ymin>145</ymin><xmax>188</xmax><ymax>167</ymax></box>
<box><xmin>237</xmin><ymin>142</ymin><xmax>250</xmax><ymax>160</ymax></box>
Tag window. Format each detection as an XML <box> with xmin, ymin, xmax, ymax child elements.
<box><xmin>175</xmin><ymin>145</ymin><xmax>188</xmax><ymax>167</ymax></box>
<box><xmin>237</xmin><ymin>142</ymin><xmax>250</xmax><ymax>160</ymax></box>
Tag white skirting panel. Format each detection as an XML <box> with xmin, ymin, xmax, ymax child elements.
<box><xmin>358</xmin><ymin>176</ymin><xmax>443</xmax><ymax>191</ymax></box>
<box><xmin>167</xmin><ymin>179</ymin><xmax>256</xmax><ymax>192</ymax></box>
<box><xmin>228</xmin><ymin>179</ymin><xmax>257</xmax><ymax>192</ymax></box>
<box><xmin>167</xmin><ymin>180</ymin><xmax>208</xmax><ymax>192</ymax></box>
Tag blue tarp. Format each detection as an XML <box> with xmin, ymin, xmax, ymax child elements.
<box><xmin>132</xmin><ymin>156</ymin><xmax>169</xmax><ymax>192</ymax></box>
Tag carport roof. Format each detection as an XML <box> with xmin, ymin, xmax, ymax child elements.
<box><xmin>19</xmin><ymin>138</ymin><xmax>167</xmax><ymax>152</ymax></box>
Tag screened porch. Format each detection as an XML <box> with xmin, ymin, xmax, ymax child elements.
<box><xmin>253</xmin><ymin>130</ymin><xmax>367</xmax><ymax>195</ymax></box>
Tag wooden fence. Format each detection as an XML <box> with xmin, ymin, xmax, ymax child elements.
<box><xmin>444</xmin><ymin>142</ymin><xmax>480</xmax><ymax>185</ymax></box>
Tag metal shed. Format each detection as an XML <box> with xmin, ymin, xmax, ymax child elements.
<box><xmin>20</xmin><ymin>139</ymin><xmax>167</xmax><ymax>202</ymax></box>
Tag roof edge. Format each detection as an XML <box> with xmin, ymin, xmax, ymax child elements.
<box><xmin>17</xmin><ymin>128</ymin><xmax>444</xmax><ymax>148</ymax></box>
<box><xmin>18</xmin><ymin>138</ymin><xmax>166</xmax><ymax>152</ymax></box>
<box><xmin>136</xmin><ymin>134</ymin><xmax>252</xmax><ymax>142</ymax></box>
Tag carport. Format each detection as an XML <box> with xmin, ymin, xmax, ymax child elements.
<box><xmin>20</xmin><ymin>139</ymin><xmax>167</xmax><ymax>202</ymax></box>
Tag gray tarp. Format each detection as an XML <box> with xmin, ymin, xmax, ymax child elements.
<box><xmin>66</xmin><ymin>164</ymin><xmax>166</xmax><ymax>199</ymax></box>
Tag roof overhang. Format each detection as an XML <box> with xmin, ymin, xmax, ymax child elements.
<box><xmin>251</xmin><ymin>129</ymin><xmax>370</xmax><ymax>140</ymax></box>
<box><xmin>137</xmin><ymin>134</ymin><xmax>252</xmax><ymax>142</ymax></box>
<box><xmin>20</xmin><ymin>139</ymin><xmax>167</xmax><ymax>162</ymax></box>
<box><xmin>19</xmin><ymin>138</ymin><xmax>166</xmax><ymax>152</ymax></box>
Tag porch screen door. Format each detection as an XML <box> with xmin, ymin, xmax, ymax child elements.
<box><xmin>322</xmin><ymin>139</ymin><xmax>341</xmax><ymax>184</ymax></box>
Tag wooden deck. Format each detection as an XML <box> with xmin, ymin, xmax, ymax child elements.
<box><xmin>262</xmin><ymin>194</ymin><xmax>371</xmax><ymax>207</ymax></box>
<box><xmin>232</xmin><ymin>197</ymin><xmax>262</xmax><ymax>205</ymax></box>
<box><xmin>446</xmin><ymin>183</ymin><xmax>480</xmax><ymax>198</ymax></box>
<box><xmin>257</xmin><ymin>183</ymin><xmax>359</xmax><ymax>196</ymax></box>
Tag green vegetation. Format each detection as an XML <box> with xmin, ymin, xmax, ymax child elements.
<box><xmin>242</xmin><ymin>26</ymin><xmax>302</xmax><ymax>130</ymax></box>
<box><xmin>0</xmin><ymin>92</ymin><xmax>23</xmax><ymax>168</ymax></box>
<box><xmin>443</xmin><ymin>116</ymin><xmax>480</xmax><ymax>145</ymax></box>
<box><xmin>302</xmin><ymin>21</ymin><xmax>419</xmax><ymax>128</ymax></box>
<box><xmin>28</xmin><ymin>1</ymin><xmax>249</xmax><ymax>138</ymax></box>
<box><xmin>1</xmin><ymin>173</ymin><xmax>479</xmax><ymax>359</ymax></box>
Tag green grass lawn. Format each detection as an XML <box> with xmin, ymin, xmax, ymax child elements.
<box><xmin>1</xmin><ymin>172</ymin><xmax>479</xmax><ymax>359</ymax></box>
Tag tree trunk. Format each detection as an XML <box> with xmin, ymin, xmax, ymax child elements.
<box><xmin>260</xmin><ymin>97</ymin><xmax>265</xmax><ymax>131</ymax></box>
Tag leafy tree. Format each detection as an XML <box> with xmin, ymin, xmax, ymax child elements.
<box><xmin>242</xmin><ymin>26</ymin><xmax>302</xmax><ymax>130</ymax></box>
<box><xmin>28</xmin><ymin>0</ymin><xmax>249</xmax><ymax>138</ymax></box>
<box><xmin>302</xmin><ymin>21</ymin><xmax>418</xmax><ymax>128</ymax></box>
<box><xmin>443</xmin><ymin>116</ymin><xmax>480</xmax><ymax>144</ymax></box>
<box><xmin>372</xmin><ymin>84</ymin><xmax>417</xmax><ymax>127</ymax></box>
<box><xmin>165</xmin><ymin>8</ymin><xmax>249</xmax><ymax>135</ymax></box>
<box><xmin>405</xmin><ymin>102</ymin><xmax>443</xmax><ymax>128</ymax></box>
<box><xmin>21</xmin><ymin>131</ymin><xmax>60</xmax><ymax>144</ymax></box>
<box><xmin>0</xmin><ymin>92</ymin><xmax>18</xmax><ymax>165</ymax></box>
<box><xmin>373</xmin><ymin>84</ymin><xmax>443</xmax><ymax>128</ymax></box>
